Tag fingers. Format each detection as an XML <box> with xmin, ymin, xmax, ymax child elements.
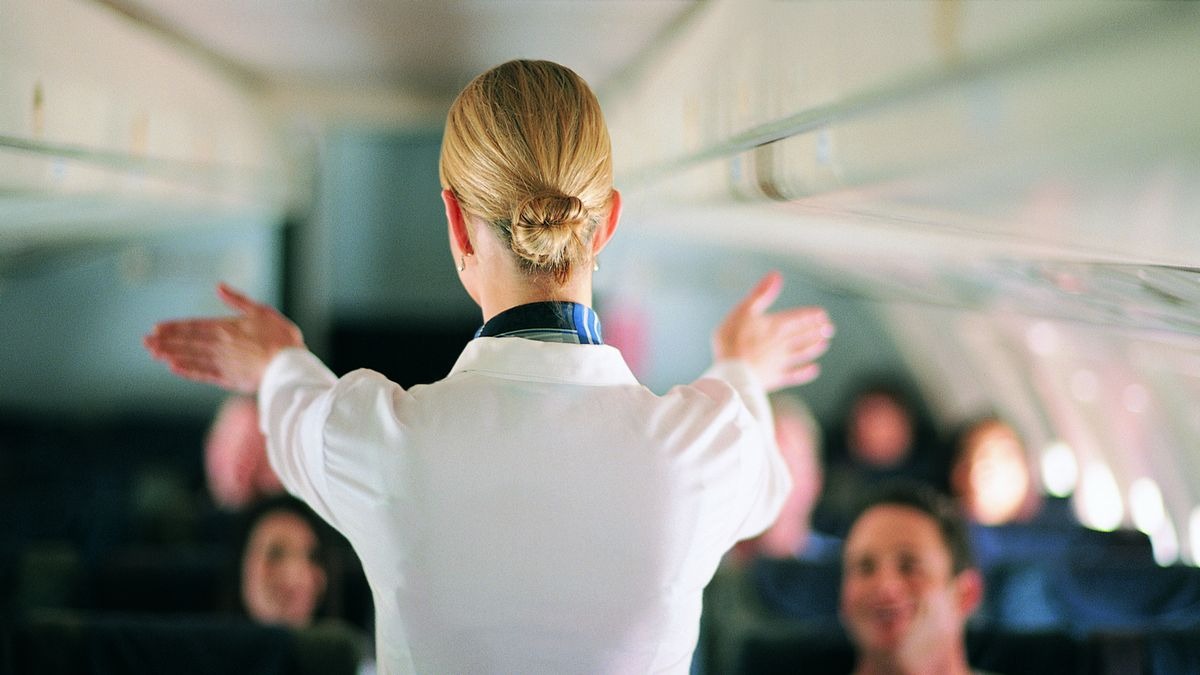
<box><xmin>143</xmin><ymin>290</ymin><xmax>287</xmax><ymax>394</ymax></box>
<box><xmin>144</xmin><ymin>333</ymin><xmax>218</xmax><ymax>371</ymax></box>
<box><xmin>772</xmin><ymin>309</ymin><xmax>834</xmax><ymax>355</ymax></box>
<box><xmin>787</xmin><ymin>331</ymin><xmax>833</xmax><ymax>364</ymax></box>
<box><xmin>755</xmin><ymin>303</ymin><xmax>835</xmax><ymax>391</ymax></box>
<box><xmin>143</xmin><ymin>321</ymin><xmax>233</xmax><ymax>365</ymax></box>
<box><xmin>147</xmin><ymin>318</ymin><xmax>228</xmax><ymax>342</ymax></box>
<box><xmin>773</xmin><ymin>308</ymin><xmax>833</xmax><ymax>336</ymax></box>
<box><xmin>169</xmin><ymin>362</ymin><xmax>232</xmax><ymax>389</ymax></box>
<box><xmin>144</xmin><ymin>319</ymin><xmax>233</xmax><ymax>366</ymax></box>
<box><xmin>779</xmin><ymin>363</ymin><xmax>822</xmax><ymax>388</ymax></box>
<box><xmin>150</xmin><ymin>340</ymin><xmax>245</xmax><ymax>391</ymax></box>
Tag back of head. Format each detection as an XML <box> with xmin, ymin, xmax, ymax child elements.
<box><xmin>440</xmin><ymin>59</ymin><xmax>613</xmax><ymax>283</ymax></box>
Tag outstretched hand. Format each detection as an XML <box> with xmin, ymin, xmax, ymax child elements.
<box><xmin>143</xmin><ymin>284</ymin><xmax>305</xmax><ymax>394</ymax></box>
<box><xmin>712</xmin><ymin>271</ymin><xmax>834</xmax><ymax>392</ymax></box>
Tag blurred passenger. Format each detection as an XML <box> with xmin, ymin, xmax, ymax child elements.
<box><xmin>815</xmin><ymin>377</ymin><xmax>944</xmax><ymax>536</ymax></box>
<box><xmin>840</xmin><ymin>482</ymin><xmax>993</xmax><ymax>675</ymax></box>
<box><xmin>948</xmin><ymin>416</ymin><xmax>1040</xmax><ymax>526</ymax></box>
<box><xmin>734</xmin><ymin>393</ymin><xmax>840</xmax><ymax>563</ymax></box>
<box><xmin>234</xmin><ymin>494</ymin><xmax>328</xmax><ymax>628</ymax></box>
<box><xmin>206</xmin><ymin>396</ymin><xmax>284</xmax><ymax>510</ymax></box>
<box><xmin>232</xmin><ymin>494</ymin><xmax>375</xmax><ymax>673</ymax></box>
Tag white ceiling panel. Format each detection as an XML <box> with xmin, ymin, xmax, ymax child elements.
<box><xmin>100</xmin><ymin>0</ymin><xmax>699</xmax><ymax>99</ymax></box>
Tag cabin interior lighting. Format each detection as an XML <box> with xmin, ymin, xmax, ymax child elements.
<box><xmin>1079</xmin><ymin>462</ymin><xmax>1123</xmax><ymax>532</ymax></box>
<box><xmin>1040</xmin><ymin>441</ymin><xmax>1078</xmax><ymax>497</ymax></box>
<box><xmin>1148</xmin><ymin>518</ymin><xmax>1180</xmax><ymax>567</ymax></box>
<box><xmin>1070</xmin><ymin>369</ymin><xmax>1099</xmax><ymax>403</ymax></box>
<box><xmin>1189</xmin><ymin>507</ymin><xmax>1200</xmax><ymax>566</ymax></box>
<box><xmin>1121</xmin><ymin>383</ymin><xmax>1150</xmax><ymax>414</ymax></box>
<box><xmin>1025</xmin><ymin>320</ymin><xmax>1059</xmax><ymax>356</ymax></box>
<box><xmin>1130</xmin><ymin>477</ymin><xmax>1165</xmax><ymax>534</ymax></box>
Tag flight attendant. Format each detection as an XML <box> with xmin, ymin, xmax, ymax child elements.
<box><xmin>145</xmin><ymin>59</ymin><xmax>834</xmax><ymax>674</ymax></box>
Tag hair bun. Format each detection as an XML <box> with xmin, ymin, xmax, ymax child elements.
<box><xmin>513</xmin><ymin>192</ymin><xmax>587</xmax><ymax>230</ymax></box>
<box><xmin>509</xmin><ymin>191</ymin><xmax>589</xmax><ymax>266</ymax></box>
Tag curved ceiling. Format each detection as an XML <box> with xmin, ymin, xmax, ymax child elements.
<box><xmin>100</xmin><ymin>0</ymin><xmax>700</xmax><ymax>102</ymax></box>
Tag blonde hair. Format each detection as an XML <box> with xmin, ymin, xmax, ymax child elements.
<box><xmin>439</xmin><ymin>60</ymin><xmax>613</xmax><ymax>283</ymax></box>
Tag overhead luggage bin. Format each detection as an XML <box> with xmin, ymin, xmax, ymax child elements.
<box><xmin>0</xmin><ymin>0</ymin><xmax>289</xmax><ymax>250</ymax></box>
<box><xmin>606</xmin><ymin>0</ymin><xmax>1200</xmax><ymax>269</ymax></box>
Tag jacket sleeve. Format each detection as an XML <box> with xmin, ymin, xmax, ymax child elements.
<box><xmin>256</xmin><ymin>348</ymin><xmax>342</xmax><ymax>526</ymax></box>
<box><xmin>695</xmin><ymin>359</ymin><xmax>793</xmax><ymax>541</ymax></box>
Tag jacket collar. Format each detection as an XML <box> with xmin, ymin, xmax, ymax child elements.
<box><xmin>475</xmin><ymin>301</ymin><xmax>603</xmax><ymax>345</ymax></box>
<box><xmin>448</xmin><ymin>337</ymin><xmax>638</xmax><ymax>386</ymax></box>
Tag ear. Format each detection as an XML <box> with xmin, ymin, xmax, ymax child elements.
<box><xmin>954</xmin><ymin>567</ymin><xmax>984</xmax><ymax>617</ymax></box>
<box><xmin>443</xmin><ymin>189</ymin><xmax>474</xmax><ymax>256</ymax></box>
<box><xmin>591</xmin><ymin>189</ymin><xmax>622</xmax><ymax>256</ymax></box>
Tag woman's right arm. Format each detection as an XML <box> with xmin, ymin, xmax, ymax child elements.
<box><xmin>145</xmin><ymin>285</ymin><xmax>342</xmax><ymax>521</ymax></box>
<box><xmin>143</xmin><ymin>283</ymin><xmax>305</xmax><ymax>393</ymax></box>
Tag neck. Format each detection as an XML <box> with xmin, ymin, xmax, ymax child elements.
<box><xmin>477</xmin><ymin>262</ymin><xmax>593</xmax><ymax>324</ymax></box>
<box><xmin>461</xmin><ymin>217</ymin><xmax>597</xmax><ymax>323</ymax></box>
<box><xmin>852</xmin><ymin>646</ymin><xmax>973</xmax><ymax>675</ymax></box>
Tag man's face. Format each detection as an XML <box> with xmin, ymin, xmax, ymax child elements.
<box><xmin>840</xmin><ymin>505</ymin><xmax>977</xmax><ymax>662</ymax></box>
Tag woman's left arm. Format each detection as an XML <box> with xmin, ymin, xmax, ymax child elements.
<box><xmin>711</xmin><ymin>271</ymin><xmax>835</xmax><ymax>393</ymax></box>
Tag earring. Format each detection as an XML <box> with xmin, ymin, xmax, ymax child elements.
<box><xmin>458</xmin><ymin>255</ymin><xmax>466</xmax><ymax>273</ymax></box>
<box><xmin>593</xmin><ymin>258</ymin><xmax>600</xmax><ymax>272</ymax></box>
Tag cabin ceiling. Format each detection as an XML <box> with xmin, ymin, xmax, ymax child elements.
<box><xmin>9</xmin><ymin>0</ymin><xmax>1192</xmax><ymax>322</ymax></box>
<box><xmin>99</xmin><ymin>0</ymin><xmax>699</xmax><ymax>106</ymax></box>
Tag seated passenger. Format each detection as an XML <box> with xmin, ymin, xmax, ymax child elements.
<box><xmin>232</xmin><ymin>495</ymin><xmax>374</xmax><ymax>673</ymax></box>
<box><xmin>815</xmin><ymin>377</ymin><xmax>944</xmax><ymax>536</ymax></box>
<box><xmin>205</xmin><ymin>396</ymin><xmax>285</xmax><ymax>510</ymax></box>
<box><xmin>734</xmin><ymin>393</ymin><xmax>840</xmax><ymax>564</ymax></box>
<box><xmin>840</xmin><ymin>482</ymin><xmax>995</xmax><ymax>675</ymax></box>
<box><xmin>234</xmin><ymin>494</ymin><xmax>329</xmax><ymax>629</ymax></box>
<box><xmin>948</xmin><ymin>416</ymin><xmax>1040</xmax><ymax>526</ymax></box>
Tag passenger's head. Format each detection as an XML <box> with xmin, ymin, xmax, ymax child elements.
<box><xmin>950</xmin><ymin>416</ymin><xmax>1036</xmax><ymax>525</ymax></box>
<box><xmin>845</xmin><ymin>381</ymin><xmax>917</xmax><ymax>468</ymax></box>
<box><xmin>205</xmin><ymin>396</ymin><xmax>284</xmax><ymax>510</ymax></box>
<box><xmin>840</xmin><ymin>482</ymin><xmax>982</xmax><ymax>671</ymax></box>
<box><xmin>440</xmin><ymin>59</ymin><xmax>616</xmax><ymax>284</ymax></box>
<box><xmin>237</xmin><ymin>495</ymin><xmax>328</xmax><ymax>629</ymax></box>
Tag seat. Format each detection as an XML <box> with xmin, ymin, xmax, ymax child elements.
<box><xmin>1047</xmin><ymin>563</ymin><xmax>1200</xmax><ymax>633</ymax></box>
<box><xmin>1144</xmin><ymin>626</ymin><xmax>1200</xmax><ymax>675</ymax></box>
<box><xmin>733</xmin><ymin>626</ymin><xmax>855</xmax><ymax>675</ymax></box>
<box><xmin>5</xmin><ymin>611</ymin><xmax>363</xmax><ymax>675</ymax></box>
<box><xmin>970</xmin><ymin>523</ymin><xmax>1076</xmax><ymax>571</ymax></box>
<box><xmin>980</xmin><ymin>563</ymin><xmax>1061</xmax><ymax>630</ymax></box>
<box><xmin>86</xmin><ymin>546</ymin><xmax>229</xmax><ymax>615</ymax></box>
<box><xmin>699</xmin><ymin>560</ymin><xmax>844</xmax><ymax>675</ymax></box>
<box><xmin>750</xmin><ymin>558</ymin><xmax>843</xmax><ymax>624</ymax></box>
<box><xmin>966</xmin><ymin>627</ymin><xmax>1094</xmax><ymax>675</ymax></box>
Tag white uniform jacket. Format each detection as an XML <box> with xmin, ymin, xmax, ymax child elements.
<box><xmin>258</xmin><ymin>336</ymin><xmax>791</xmax><ymax>674</ymax></box>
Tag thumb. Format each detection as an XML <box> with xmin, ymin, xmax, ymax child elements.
<box><xmin>216</xmin><ymin>283</ymin><xmax>261</xmax><ymax>316</ymax></box>
<box><xmin>739</xmin><ymin>271</ymin><xmax>783</xmax><ymax>316</ymax></box>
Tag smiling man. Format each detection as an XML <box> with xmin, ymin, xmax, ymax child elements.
<box><xmin>839</xmin><ymin>482</ymin><xmax>995</xmax><ymax>675</ymax></box>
